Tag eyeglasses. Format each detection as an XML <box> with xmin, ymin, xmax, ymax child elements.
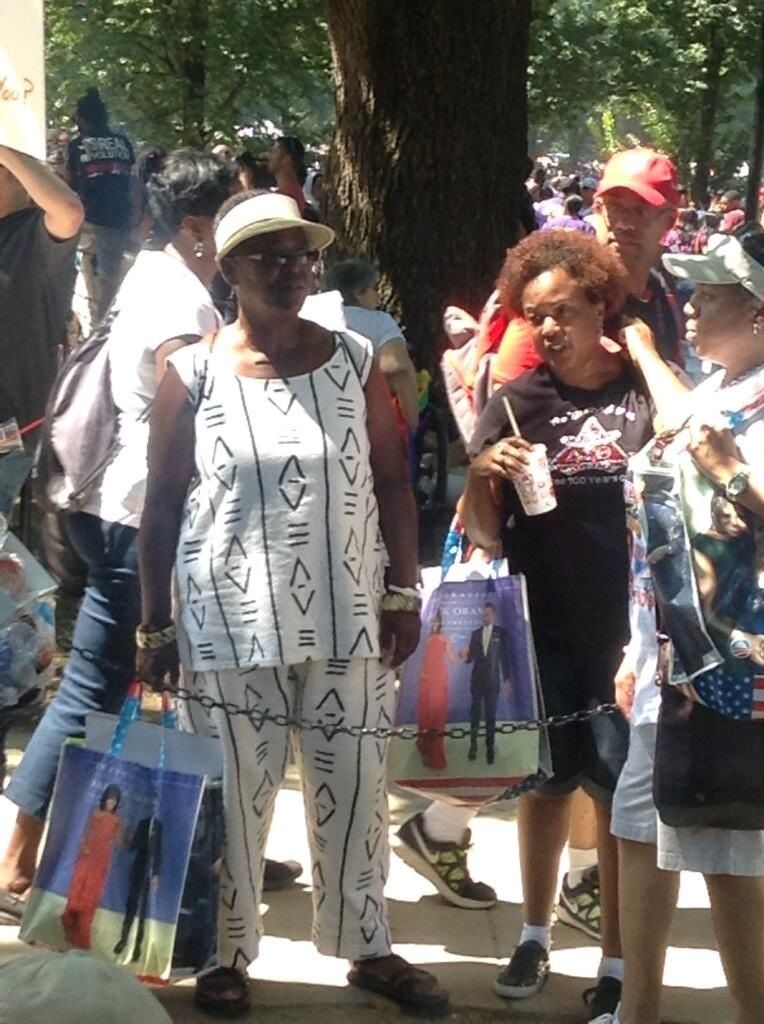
<box><xmin>245</xmin><ymin>249</ymin><xmax>319</xmax><ymax>270</ymax></box>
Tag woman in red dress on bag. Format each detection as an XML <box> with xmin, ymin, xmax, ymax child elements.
<box><xmin>61</xmin><ymin>784</ymin><xmax>123</xmax><ymax>948</ymax></box>
<box><xmin>416</xmin><ymin>611</ymin><xmax>459</xmax><ymax>770</ymax></box>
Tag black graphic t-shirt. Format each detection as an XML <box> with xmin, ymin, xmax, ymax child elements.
<box><xmin>67</xmin><ymin>131</ymin><xmax>134</xmax><ymax>229</ymax></box>
<box><xmin>469</xmin><ymin>365</ymin><xmax>654</xmax><ymax>649</ymax></box>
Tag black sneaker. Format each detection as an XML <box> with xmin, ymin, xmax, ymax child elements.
<box><xmin>557</xmin><ymin>865</ymin><xmax>601</xmax><ymax>940</ymax></box>
<box><xmin>583</xmin><ymin>976</ymin><xmax>622</xmax><ymax>1021</ymax></box>
<box><xmin>494</xmin><ymin>940</ymin><xmax>550</xmax><ymax>999</ymax></box>
<box><xmin>393</xmin><ymin>812</ymin><xmax>497</xmax><ymax>909</ymax></box>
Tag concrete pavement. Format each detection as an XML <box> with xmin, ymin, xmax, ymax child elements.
<box><xmin>0</xmin><ymin>724</ymin><xmax>730</xmax><ymax>1023</ymax></box>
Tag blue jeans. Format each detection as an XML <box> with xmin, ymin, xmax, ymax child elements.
<box><xmin>6</xmin><ymin>513</ymin><xmax>140</xmax><ymax>818</ymax></box>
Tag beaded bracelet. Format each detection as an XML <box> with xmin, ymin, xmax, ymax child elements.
<box><xmin>381</xmin><ymin>591</ymin><xmax>422</xmax><ymax>614</ymax></box>
<box><xmin>135</xmin><ymin>623</ymin><xmax>177</xmax><ymax>650</ymax></box>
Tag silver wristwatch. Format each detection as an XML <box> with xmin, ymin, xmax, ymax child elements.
<box><xmin>723</xmin><ymin>467</ymin><xmax>751</xmax><ymax>501</ymax></box>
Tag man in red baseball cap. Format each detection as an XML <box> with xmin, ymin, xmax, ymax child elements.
<box><xmin>596</xmin><ymin>148</ymin><xmax>682</xmax><ymax>362</ymax></box>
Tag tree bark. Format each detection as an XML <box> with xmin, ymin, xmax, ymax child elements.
<box><xmin>177</xmin><ymin>0</ymin><xmax>209</xmax><ymax>146</ymax></box>
<box><xmin>746</xmin><ymin>8</ymin><xmax>764</xmax><ymax>222</ymax></box>
<box><xmin>325</xmin><ymin>0</ymin><xmax>532</xmax><ymax>367</ymax></box>
<box><xmin>692</xmin><ymin>18</ymin><xmax>726</xmax><ymax>206</ymax></box>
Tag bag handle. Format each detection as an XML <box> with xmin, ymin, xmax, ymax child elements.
<box><xmin>440</xmin><ymin>516</ymin><xmax>505</xmax><ymax>581</ymax></box>
<box><xmin>440</xmin><ymin>516</ymin><xmax>467</xmax><ymax>577</ymax></box>
<box><xmin>109</xmin><ymin>681</ymin><xmax>177</xmax><ymax>759</ymax></box>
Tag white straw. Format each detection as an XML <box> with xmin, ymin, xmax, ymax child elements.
<box><xmin>502</xmin><ymin>395</ymin><xmax>522</xmax><ymax>438</ymax></box>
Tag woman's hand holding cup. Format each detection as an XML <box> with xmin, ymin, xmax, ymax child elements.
<box><xmin>472</xmin><ymin>437</ymin><xmax>557</xmax><ymax>516</ymax></box>
<box><xmin>472</xmin><ymin>437</ymin><xmax>534</xmax><ymax>483</ymax></box>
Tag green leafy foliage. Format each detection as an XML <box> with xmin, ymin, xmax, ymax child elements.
<box><xmin>529</xmin><ymin>0</ymin><xmax>761</xmax><ymax>189</ymax></box>
<box><xmin>44</xmin><ymin>0</ymin><xmax>760</xmax><ymax>194</ymax></box>
<box><xmin>45</xmin><ymin>0</ymin><xmax>333</xmax><ymax>148</ymax></box>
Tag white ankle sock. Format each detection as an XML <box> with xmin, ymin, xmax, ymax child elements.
<box><xmin>567</xmin><ymin>845</ymin><xmax>598</xmax><ymax>887</ymax></box>
<box><xmin>519</xmin><ymin>923</ymin><xmax>551</xmax><ymax>951</ymax></box>
<box><xmin>598</xmin><ymin>956</ymin><xmax>624</xmax><ymax>982</ymax></box>
<box><xmin>422</xmin><ymin>801</ymin><xmax>476</xmax><ymax>844</ymax></box>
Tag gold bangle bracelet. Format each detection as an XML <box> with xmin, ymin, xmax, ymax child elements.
<box><xmin>381</xmin><ymin>592</ymin><xmax>422</xmax><ymax>614</ymax></box>
<box><xmin>135</xmin><ymin>623</ymin><xmax>177</xmax><ymax>650</ymax></box>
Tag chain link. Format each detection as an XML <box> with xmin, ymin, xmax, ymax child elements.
<box><xmin>60</xmin><ymin>643</ymin><xmax>619</xmax><ymax>741</ymax></box>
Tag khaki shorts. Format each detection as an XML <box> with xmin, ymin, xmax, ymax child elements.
<box><xmin>611</xmin><ymin>718</ymin><xmax>764</xmax><ymax>877</ymax></box>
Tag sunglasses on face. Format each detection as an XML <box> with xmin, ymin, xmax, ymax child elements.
<box><xmin>245</xmin><ymin>249</ymin><xmax>320</xmax><ymax>270</ymax></box>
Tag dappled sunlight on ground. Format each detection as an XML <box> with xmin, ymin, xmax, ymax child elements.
<box><xmin>249</xmin><ymin>937</ymin><xmax>349</xmax><ymax>987</ymax></box>
<box><xmin>1</xmin><ymin>734</ymin><xmax>730</xmax><ymax>1021</ymax></box>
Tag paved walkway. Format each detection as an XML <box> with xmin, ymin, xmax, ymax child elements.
<box><xmin>0</xmin><ymin>724</ymin><xmax>730</xmax><ymax>1023</ymax></box>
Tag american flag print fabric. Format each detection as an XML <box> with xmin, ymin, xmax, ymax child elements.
<box><xmin>638</xmin><ymin>366</ymin><xmax>764</xmax><ymax>721</ymax></box>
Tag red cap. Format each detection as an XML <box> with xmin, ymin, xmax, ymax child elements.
<box><xmin>596</xmin><ymin>148</ymin><xmax>680</xmax><ymax>208</ymax></box>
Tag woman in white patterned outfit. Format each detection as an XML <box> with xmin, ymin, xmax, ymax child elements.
<box><xmin>136</xmin><ymin>191</ymin><xmax>448</xmax><ymax>1018</ymax></box>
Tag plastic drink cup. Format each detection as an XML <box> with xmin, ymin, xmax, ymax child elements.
<box><xmin>515</xmin><ymin>444</ymin><xmax>557</xmax><ymax>515</ymax></box>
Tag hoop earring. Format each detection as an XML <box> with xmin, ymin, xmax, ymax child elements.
<box><xmin>193</xmin><ymin>240</ymin><xmax>205</xmax><ymax>260</ymax></box>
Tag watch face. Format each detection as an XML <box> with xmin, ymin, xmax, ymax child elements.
<box><xmin>727</xmin><ymin>472</ymin><xmax>749</xmax><ymax>497</ymax></box>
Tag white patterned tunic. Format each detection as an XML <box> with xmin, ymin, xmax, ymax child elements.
<box><xmin>168</xmin><ymin>333</ymin><xmax>384</xmax><ymax>670</ymax></box>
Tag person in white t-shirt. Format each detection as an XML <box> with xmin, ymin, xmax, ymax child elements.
<box><xmin>597</xmin><ymin>232</ymin><xmax>764</xmax><ymax>1024</ymax></box>
<box><xmin>324</xmin><ymin>258</ymin><xmax>419</xmax><ymax>428</ymax></box>
<box><xmin>0</xmin><ymin>151</ymin><xmax>233</xmax><ymax>917</ymax></box>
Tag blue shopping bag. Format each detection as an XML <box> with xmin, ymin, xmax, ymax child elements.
<box><xmin>20</xmin><ymin>684</ymin><xmax>205</xmax><ymax>982</ymax></box>
<box><xmin>172</xmin><ymin>781</ymin><xmax>224</xmax><ymax>975</ymax></box>
<box><xmin>390</xmin><ymin>523</ymin><xmax>548</xmax><ymax>805</ymax></box>
<box><xmin>84</xmin><ymin>696</ymin><xmax>224</xmax><ymax>976</ymax></box>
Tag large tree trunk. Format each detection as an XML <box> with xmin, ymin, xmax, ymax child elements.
<box><xmin>692</xmin><ymin>19</ymin><xmax>726</xmax><ymax>206</ymax></box>
<box><xmin>325</xmin><ymin>0</ymin><xmax>532</xmax><ymax>367</ymax></box>
<box><xmin>176</xmin><ymin>0</ymin><xmax>209</xmax><ymax>146</ymax></box>
<box><xmin>746</xmin><ymin>9</ymin><xmax>764</xmax><ymax>222</ymax></box>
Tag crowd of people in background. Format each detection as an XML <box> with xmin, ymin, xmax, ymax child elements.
<box><xmin>1</xmin><ymin>84</ymin><xmax>764</xmax><ymax>1024</ymax></box>
<box><xmin>530</xmin><ymin>164</ymin><xmax>760</xmax><ymax>253</ymax></box>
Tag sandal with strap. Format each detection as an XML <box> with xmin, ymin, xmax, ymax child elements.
<box><xmin>348</xmin><ymin>954</ymin><xmax>450</xmax><ymax>1017</ymax></box>
<box><xmin>194</xmin><ymin>966</ymin><xmax>251</xmax><ymax>1018</ymax></box>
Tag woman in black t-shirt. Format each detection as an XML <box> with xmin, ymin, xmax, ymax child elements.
<box><xmin>460</xmin><ymin>230</ymin><xmax>655</xmax><ymax>1006</ymax></box>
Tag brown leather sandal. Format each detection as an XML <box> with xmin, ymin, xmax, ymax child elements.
<box><xmin>348</xmin><ymin>954</ymin><xmax>450</xmax><ymax>1017</ymax></box>
<box><xmin>194</xmin><ymin>966</ymin><xmax>251</xmax><ymax>1018</ymax></box>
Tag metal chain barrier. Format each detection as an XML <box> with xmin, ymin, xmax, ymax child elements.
<box><xmin>65</xmin><ymin>643</ymin><xmax>619</xmax><ymax>741</ymax></box>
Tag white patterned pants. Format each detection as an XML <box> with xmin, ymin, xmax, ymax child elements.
<box><xmin>183</xmin><ymin>658</ymin><xmax>395</xmax><ymax>969</ymax></box>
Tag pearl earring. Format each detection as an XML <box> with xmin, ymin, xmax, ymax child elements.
<box><xmin>193</xmin><ymin>241</ymin><xmax>204</xmax><ymax>260</ymax></box>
